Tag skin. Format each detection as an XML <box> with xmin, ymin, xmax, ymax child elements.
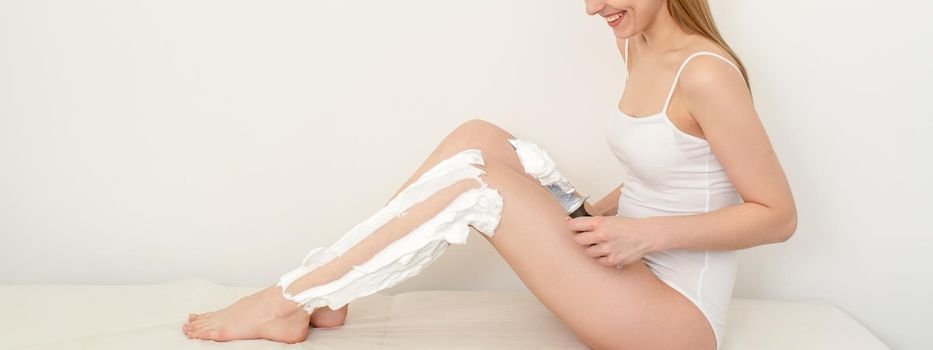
<box><xmin>183</xmin><ymin>1</ymin><xmax>797</xmax><ymax>348</ymax></box>
<box><xmin>578</xmin><ymin>0</ymin><xmax>797</xmax><ymax>268</ymax></box>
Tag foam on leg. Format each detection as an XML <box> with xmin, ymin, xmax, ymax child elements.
<box><xmin>506</xmin><ymin>138</ymin><xmax>590</xmax><ymax>215</ymax></box>
<box><xmin>276</xmin><ymin>149</ymin><xmax>504</xmax><ymax>313</ymax></box>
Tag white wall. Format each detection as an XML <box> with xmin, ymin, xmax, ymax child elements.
<box><xmin>1</xmin><ymin>0</ymin><xmax>930</xmax><ymax>348</ymax></box>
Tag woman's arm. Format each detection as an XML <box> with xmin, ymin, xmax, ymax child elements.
<box><xmin>645</xmin><ymin>55</ymin><xmax>798</xmax><ymax>251</ymax></box>
<box><xmin>567</xmin><ymin>55</ymin><xmax>795</xmax><ymax>267</ymax></box>
<box><xmin>646</xmin><ymin>199</ymin><xmax>796</xmax><ymax>251</ymax></box>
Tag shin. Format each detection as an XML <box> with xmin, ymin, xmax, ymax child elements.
<box><xmin>275</xmin><ymin>149</ymin><xmax>504</xmax><ymax>313</ymax></box>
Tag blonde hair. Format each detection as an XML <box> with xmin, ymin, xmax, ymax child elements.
<box><xmin>668</xmin><ymin>0</ymin><xmax>750</xmax><ymax>90</ymax></box>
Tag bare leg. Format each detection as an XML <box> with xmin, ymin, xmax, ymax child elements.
<box><xmin>183</xmin><ymin>178</ymin><xmax>483</xmax><ymax>342</ymax></box>
<box><xmin>185</xmin><ymin>119</ymin><xmax>532</xmax><ymax>336</ymax></box>
<box><xmin>183</xmin><ymin>119</ymin><xmax>715</xmax><ymax>349</ymax></box>
<box><xmin>376</xmin><ymin>120</ymin><xmax>716</xmax><ymax>348</ymax></box>
<box><xmin>293</xmin><ymin>119</ymin><xmax>526</xmax><ymax>327</ymax></box>
<box><xmin>183</xmin><ymin>147</ymin><xmax>496</xmax><ymax>342</ymax></box>
<box><xmin>476</xmin><ymin>159</ymin><xmax>715</xmax><ymax>349</ymax></box>
<box><xmin>285</xmin><ymin>119</ymin><xmax>536</xmax><ymax>329</ymax></box>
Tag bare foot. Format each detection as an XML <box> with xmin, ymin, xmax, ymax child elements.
<box><xmin>182</xmin><ymin>285</ymin><xmax>312</xmax><ymax>343</ymax></box>
<box><xmin>310</xmin><ymin>304</ymin><xmax>350</xmax><ymax>328</ymax></box>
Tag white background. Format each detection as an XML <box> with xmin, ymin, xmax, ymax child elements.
<box><xmin>1</xmin><ymin>0</ymin><xmax>930</xmax><ymax>349</ymax></box>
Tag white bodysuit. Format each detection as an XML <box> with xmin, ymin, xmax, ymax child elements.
<box><xmin>605</xmin><ymin>41</ymin><xmax>745</xmax><ymax>349</ymax></box>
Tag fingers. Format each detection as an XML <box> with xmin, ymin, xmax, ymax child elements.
<box><xmin>569</xmin><ymin>217</ymin><xmax>629</xmax><ymax>268</ymax></box>
<box><xmin>598</xmin><ymin>255</ymin><xmax>619</xmax><ymax>268</ymax></box>
<box><xmin>583</xmin><ymin>243</ymin><xmax>609</xmax><ymax>259</ymax></box>
<box><xmin>567</xmin><ymin>216</ymin><xmax>601</xmax><ymax>232</ymax></box>
<box><xmin>572</xmin><ymin>231</ymin><xmax>604</xmax><ymax>246</ymax></box>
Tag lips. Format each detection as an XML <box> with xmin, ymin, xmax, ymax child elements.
<box><xmin>605</xmin><ymin>10</ymin><xmax>626</xmax><ymax>27</ymax></box>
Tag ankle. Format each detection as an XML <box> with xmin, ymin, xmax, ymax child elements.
<box><xmin>268</xmin><ymin>285</ymin><xmax>304</xmax><ymax>318</ymax></box>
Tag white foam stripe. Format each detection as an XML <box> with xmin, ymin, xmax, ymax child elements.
<box><xmin>287</xmin><ymin>185</ymin><xmax>502</xmax><ymax>311</ymax></box>
<box><xmin>276</xmin><ymin>149</ymin><xmax>504</xmax><ymax>312</ymax></box>
<box><xmin>277</xmin><ymin>149</ymin><xmax>488</xmax><ymax>289</ymax></box>
<box><xmin>316</xmin><ymin>158</ymin><xmax>486</xmax><ymax>261</ymax></box>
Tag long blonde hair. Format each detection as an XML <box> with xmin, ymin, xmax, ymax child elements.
<box><xmin>668</xmin><ymin>0</ymin><xmax>750</xmax><ymax>90</ymax></box>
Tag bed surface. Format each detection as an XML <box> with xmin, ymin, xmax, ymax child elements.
<box><xmin>0</xmin><ymin>278</ymin><xmax>887</xmax><ymax>349</ymax></box>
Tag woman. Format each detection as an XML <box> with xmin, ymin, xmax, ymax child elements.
<box><xmin>182</xmin><ymin>0</ymin><xmax>797</xmax><ymax>348</ymax></box>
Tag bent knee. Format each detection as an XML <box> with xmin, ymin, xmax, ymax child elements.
<box><xmin>458</xmin><ymin>118</ymin><xmax>500</xmax><ymax>132</ymax></box>
<box><xmin>449</xmin><ymin>118</ymin><xmax>513</xmax><ymax>145</ymax></box>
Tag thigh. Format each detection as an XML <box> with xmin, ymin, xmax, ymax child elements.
<box><xmin>477</xmin><ymin>158</ymin><xmax>716</xmax><ymax>350</ymax></box>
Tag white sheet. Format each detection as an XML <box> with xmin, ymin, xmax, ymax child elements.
<box><xmin>0</xmin><ymin>278</ymin><xmax>887</xmax><ymax>349</ymax></box>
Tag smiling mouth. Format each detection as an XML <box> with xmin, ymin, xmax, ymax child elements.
<box><xmin>605</xmin><ymin>10</ymin><xmax>626</xmax><ymax>25</ymax></box>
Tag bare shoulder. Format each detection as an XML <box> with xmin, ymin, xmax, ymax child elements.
<box><xmin>677</xmin><ymin>39</ymin><xmax>750</xmax><ymax>102</ymax></box>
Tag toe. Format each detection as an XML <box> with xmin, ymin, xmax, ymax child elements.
<box><xmin>197</xmin><ymin>326</ymin><xmax>222</xmax><ymax>341</ymax></box>
<box><xmin>183</xmin><ymin>326</ymin><xmax>196</xmax><ymax>339</ymax></box>
<box><xmin>188</xmin><ymin>313</ymin><xmax>199</xmax><ymax>322</ymax></box>
<box><xmin>189</xmin><ymin>319</ymin><xmax>210</xmax><ymax>333</ymax></box>
<box><xmin>192</xmin><ymin>326</ymin><xmax>211</xmax><ymax>340</ymax></box>
<box><xmin>184</xmin><ymin>323</ymin><xmax>197</xmax><ymax>334</ymax></box>
<box><xmin>203</xmin><ymin>329</ymin><xmax>226</xmax><ymax>341</ymax></box>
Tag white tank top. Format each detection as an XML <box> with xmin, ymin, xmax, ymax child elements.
<box><xmin>605</xmin><ymin>42</ymin><xmax>745</xmax><ymax>349</ymax></box>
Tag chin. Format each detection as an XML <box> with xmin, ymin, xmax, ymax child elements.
<box><xmin>612</xmin><ymin>28</ymin><xmax>635</xmax><ymax>40</ymax></box>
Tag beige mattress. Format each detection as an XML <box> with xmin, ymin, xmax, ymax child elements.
<box><xmin>0</xmin><ymin>278</ymin><xmax>887</xmax><ymax>349</ymax></box>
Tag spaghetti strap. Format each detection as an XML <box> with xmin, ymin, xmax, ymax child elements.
<box><xmin>661</xmin><ymin>51</ymin><xmax>743</xmax><ymax>113</ymax></box>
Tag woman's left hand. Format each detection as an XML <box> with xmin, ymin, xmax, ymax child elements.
<box><xmin>566</xmin><ymin>215</ymin><xmax>663</xmax><ymax>268</ymax></box>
